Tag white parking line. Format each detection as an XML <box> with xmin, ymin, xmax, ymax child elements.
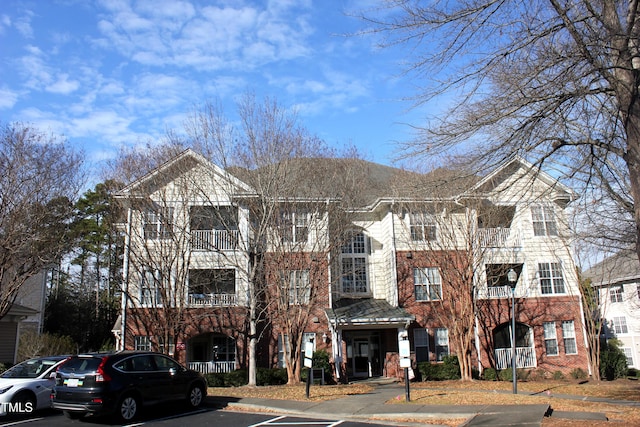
<box><xmin>248</xmin><ymin>416</ymin><xmax>344</xmax><ymax>427</ymax></box>
<box><xmin>0</xmin><ymin>418</ymin><xmax>45</xmax><ymax>427</ymax></box>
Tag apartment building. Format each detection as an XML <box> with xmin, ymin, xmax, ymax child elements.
<box><xmin>116</xmin><ymin>149</ymin><xmax>589</xmax><ymax>380</ymax></box>
<box><xmin>586</xmin><ymin>249</ymin><xmax>640</xmax><ymax>368</ymax></box>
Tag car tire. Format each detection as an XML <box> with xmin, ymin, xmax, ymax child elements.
<box><xmin>186</xmin><ymin>384</ymin><xmax>204</xmax><ymax>408</ymax></box>
<box><xmin>10</xmin><ymin>391</ymin><xmax>35</xmax><ymax>417</ymax></box>
<box><xmin>116</xmin><ymin>394</ymin><xmax>139</xmax><ymax>422</ymax></box>
<box><xmin>63</xmin><ymin>410</ymin><xmax>85</xmax><ymax>420</ymax></box>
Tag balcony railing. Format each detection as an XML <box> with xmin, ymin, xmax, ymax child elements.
<box><xmin>494</xmin><ymin>347</ymin><xmax>537</xmax><ymax>370</ymax></box>
<box><xmin>188</xmin><ymin>361</ymin><xmax>236</xmax><ymax>374</ymax></box>
<box><xmin>476</xmin><ymin>285</ymin><xmax>525</xmax><ymax>300</ymax></box>
<box><xmin>477</xmin><ymin>228</ymin><xmax>521</xmax><ymax>248</ymax></box>
<box><xmin>188</xmin><ymin>293</ymin><xmax>237</xmax><ymax>307</ymax></box>
<box><xmin>191</xmin><ymin>229</ymin><xmax>239</xmax><ymax>251</ymax></box>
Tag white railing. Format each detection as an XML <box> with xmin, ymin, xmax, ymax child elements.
<box><xmin>477</xmin><ymin>228</ymin><xmax>521</xmax><ymax>248</ymax></box>
<box><xmin>477</xmin><ymin>285</ymin><xmax>525</xmax><ymax>300</ymax></box>
<box><xmin>191</xmin><ymin>230</ymin><xmax>239</xmax><ymax>251</ymax></box>
<box><xmin>188</xmin><ymin>293</ymin><xmax>237</xmax><ymax>307</ymax></box>
<box><xmin>494</xmin><ymin>347</ymin><xmax>537</xmax><ymax>370</ymax></box>
<box><xmin>188</xmin><ymin>361</ymin><xmax>236</xmax><ymax>374</ymax></box>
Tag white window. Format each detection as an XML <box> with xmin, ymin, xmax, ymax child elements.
<box><xmin>623</xmin><ymin>347</ymin><xmax>634</xmax><ymax>366</ymax></box>
<box><xmin>414</xmin><ymin>268</ymin><xmax>442</xmax><ymax>301</ymax></box>
<box><xmin>538</xmin><ymin>262</ymin><xmax>565</xmax><ymax>294</ymax></box>
<box><xmin>143</xmin><ymin>207</ymin><xmax>174</xmax><ymax>240</ymax></box>
<box><xmin>301</xmin><ymin>332</ymin><xmax>316</xmax><ymax>359</ymax></box>
<box><xmin>284</xmin><ymin>270</ymin><xmax>310</xmax><ymax>305</ymax></box>
<box><xmin>543</xmin><ymin>322</ymin><xmax>558</xmax><ymax>356</ymax></box>
<box><xmin>279</xmin><ymin>210</ymin><xmax>309</xmax><ymax>243</ymax></box>
<box><xmin>134</xmin><ymin>336</ymin><xmax>152</xmax><ymax>351</ymax></box>
<box><xmin>612</xmin><ymin>316</ymin><xmax>629</xmax><ymax>334</ymax></box>
<box><xmin>414</xmin><ymin>328</ymin><xmax>429</xmax><ymax>362</ymax></box>
<box><xmin>435</xmin><ymin>328</ymin><xmax>449</xmax><ymax>361</ymax></box>
<box><xmin>410</xmin><ymin>212</ymin><xmax>437</xmax><ymax>241</ymax></box>
<box><xmin>341</xmin><ymin>232</ymin><xmax>368</xmax><ymax>293</ymax></box>
<box><xmin>531</xmin><ymin>205</ymin><xmax>558</xmax><ymax>236</ymax></box>
<box><xmin>158</xmin><ymin>336</ymin><xmax>175</xmax><ymax>356</ymax></box>
<box><xmin>141</xmin><ymin>269</ymin><xmax>162</xmax><ymax>306</ymax></box>
<box><xmin>610</xmin><ymin>286</ymin><xmax>623</xmax><ymax>303</ymax></box>
<box><xmin>562</xmin><ymin>321</ymin><xmax>577</xmax><ymax>354</ymax></box>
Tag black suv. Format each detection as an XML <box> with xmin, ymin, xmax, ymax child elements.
<box><xmin>50</xmin><ymin>351</ymin><xmax>207</xmax><ymax>422</ymax></box>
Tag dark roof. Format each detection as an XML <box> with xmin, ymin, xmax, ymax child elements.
<box><xmin>229</xmin><ymin>158</ymin><xmax>479</xmax><ymax>207</ymax></box>
<box><xmin>584</xmin><ymin>249</ymin><xmax>640</xmax><ymax>287</ymax></box>
<box><xmin>325</xmin><ymin>298</ymin><xmax>415</xmax><ymax>327</ymax></box>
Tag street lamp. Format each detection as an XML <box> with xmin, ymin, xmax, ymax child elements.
<box><xmin>507</xmin><ymin>268</ymin><xmax>518</xmax><ymax>394</ymax></box>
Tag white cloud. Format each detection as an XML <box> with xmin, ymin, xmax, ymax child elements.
<box><xmin>0</xmin><ymin>87</ymin><xmax>19</xmax><ymax>109</ymax></box>
<box><xmin>46</xmin><ymin>73</ymin><xmax>80</xmax><ymax>94</ymax></box>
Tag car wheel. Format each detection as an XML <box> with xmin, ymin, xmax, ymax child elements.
<box><xmin>187</xmin><ymin>384</ymin><xmax>204</xmax><ymax>408</ymax></box>
<box><xmin>10</xmin><ymin>391</ymin><xmax>35</xmax><ymax>417</ymax></box>
<box><xmin>63</xmin><ymin>410</ymin><xmax>86</xmax><ymax>420</ymax></box>
<box><xmin>116</xmin><ymin>394</ymin><xmax>139</xmax><ymax>422</ymax></box>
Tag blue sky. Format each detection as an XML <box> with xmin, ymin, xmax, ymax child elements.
<box><xmin>1</xmin><ymin>0</ymin><xmax>428</xmax><ymax>172</ymax></box>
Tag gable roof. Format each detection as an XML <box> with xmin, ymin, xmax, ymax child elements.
<box><xmin>464</xmin><ymin>156</ymin><xmax>577</xmax><ymax>204</ymax></box>
<box><xmin>117</xmin><ymin>149</ymin><xmax>253</xmax><ymax>198</ymax></box>
<box><xmin>584</xmin><ymin>249</ymin><xmax>640</xmax><ymax>287</ymax></box>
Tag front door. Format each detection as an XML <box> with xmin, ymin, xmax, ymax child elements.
<box><xmin>353</xmin><ymin>339</ymin><xmax>370</xmax><ymax>377</ymax></box>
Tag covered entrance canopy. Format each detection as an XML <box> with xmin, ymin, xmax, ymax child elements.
<box><xmin>325</xmin><ymin>299</ymin><xmax>414</xmax><ymax>379</ymax></box>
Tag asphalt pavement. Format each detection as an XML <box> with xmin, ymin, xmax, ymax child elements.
<box><xmin>207</xmin><ymin>378</ymin><xmax>633</xmax><ymax>427</ymax></box>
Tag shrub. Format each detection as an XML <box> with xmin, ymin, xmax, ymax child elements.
<box><xmin>600</xmin><ymin>339</ymin><xmax>628</xmax><ymax>381</ymax></box>
<box><xmin>552</xmin><ymin>370</ymin><xmax>565</xmax><ymax>380</ymax></box>
<box><xmin>570</xmin><ymin>368</ymin><xmax>587</xmax><ymax>380</ymax></box>
<box><xmin>224</xmin><ymin>369</ymin><xmax>248</xmax><ymax>387</ymax></box>
<box><xmin>483</xmin><ymin>368</ymin><xmax>498</xmax><ymax>381</ymax></box>
<box><xmin>204</xmin><ymin>373</ymin><xmax>226</xmax><ymax>387</ymax></box>
<box><xmin>0</xmin><ymin>362</ymin><xmax>8</xmax><ymax>374</ymax></box>
<box><xmin>417</xmin><ymin>355</ymin><xmax>461</xmax><ymax>381</ymax></box>
<box><xmin>498</xmin><ymin>369</ymin><xmax>513</xmax><ymax>382</ymax></box>
<box><xmin>257</xmin><ymin>367</ymin><xmax>287</xmax><ymax>386</ymax></box>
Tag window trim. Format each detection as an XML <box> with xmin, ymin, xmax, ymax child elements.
<box><xmin>409</xmin><ymin>211</ymin><xmax>437</xmax><ymax>241</ymax></box>
<box><xmin>538</xmin><ymin>262</ymin><xmax>566</xmax><ymax>295</ymax></box>
<box><xmin>543</xmin><ymin>322</ymin><xmax>559</xmax><ymax>356</ymax></box>
<box><xmin>531</xmin><ymin>205</ymin><xmax>558</xmax><ymax>237</ymax></box>
<box><xmin>414</xmin><ymin>267</ymin><xmax>442</xmax><ymax>301</ymax></box>
<box><xmin>562</xmin><ymin>320</ymin><xmax>577</xmax><ymax>355</ymax></box>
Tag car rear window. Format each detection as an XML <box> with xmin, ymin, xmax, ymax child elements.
<box><xmin>59</xmin><ymin>356</ymin><xmax>103</xmax><ymax>374</ymax></box>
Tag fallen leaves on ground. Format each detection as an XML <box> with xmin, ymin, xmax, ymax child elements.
<box><xmin>208</xmin><ymin>382</ymin><xmax>374</xmax><ymax>401</ymax></box>
<box><xmin>208</xmin><ymin>378</ymin><xmax>640</xmax><ymax>427</ymax></box>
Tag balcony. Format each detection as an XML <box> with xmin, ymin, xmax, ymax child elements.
<box><xmin>477</xmin><ymin>227</ymin><xmax>521</xmax><ymax>248</ymax></box>
<box><xmin>188</xmin><ymin>293</ymin><xmax>237</xmax><ymax>307</ymax></box>
<box><xmin>494</xmin><ymin>347</ymin><xmax>537</xmax><ymax>370</ymax></box>
<box><xmin>191</xmin><ymin>230</ymin><xmax>239</xmax><ymax>251</ymax></box>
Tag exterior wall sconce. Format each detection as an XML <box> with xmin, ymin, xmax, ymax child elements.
<box><xmin>406</xmin><ymin>252</ymin><xmax>413</xmax><ymax>259</ymax></box>
<box><xmin>322</xmin><ymin>332</ymin><xmax>329</xmax><ymax>343</ymax></box>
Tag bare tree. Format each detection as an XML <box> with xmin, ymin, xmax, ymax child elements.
<box><xmin>186</xmin><ymin>95</ymin><xmax>366</xmax><ymax>385</ymax></box>
<box><xmin>360</xmin><ymin>0</ymin><xmax>640</xmax><ymax>257</ymax></box>
<box><xmin>0</xmin><ymin>122</ymin><xmax>84</xmax><ymax>321</ymax></box>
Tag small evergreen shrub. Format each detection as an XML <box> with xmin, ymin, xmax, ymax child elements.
<box><xmin>570</xmin><ymin>368</ymin><xmax>587</xmax><ymax>380</ymax></box>
<box><xmin>498</xmin><ymin>369</ymin><xmax>513</xmax><ymax>382</ymax></box>
<box><xmin>417</xmin><ymin>355</ymin><xmax>461</xmax><ymax>381</ymax></box>
<box><xmin>552</xmin><ymin>370</ymin><xmax>565</xmax><ymax>380</ymax></box>
<box><xmin>224</xmin><ymin>369</ymin><xmax>248</xmax><ymax>387</ymax></box>
<box><xmin>483</xmin><ymin>368</ymin><xmax>498</xmax><ymax>381</ymax></box>
<box><xmin>204</xmin><ymin>373</ymin><xmax>226</xmax><ymax>387</ymax></box>
<box><xmin>257</xmin><ymin>367</ymin><xmax>287</xmax><ymax>386</ymax></box>
<box><xmin>600</xmin><ymin>339</ymin><xmax>628</xmax><ymax>381</ymax></box>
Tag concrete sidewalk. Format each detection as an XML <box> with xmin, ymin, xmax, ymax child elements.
<box><xmin>207</xmin><ymin>381</ymin><xmax>613</xmax><ymax>426</ymax></box>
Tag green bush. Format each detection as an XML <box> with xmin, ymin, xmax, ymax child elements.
<box><xmin>417</xmin><ymin>355</ymin><xmax>461</xmax><ymax>381</ymax></box>
<box><xmin>224</xmin><ymin>369</ymin><xmax>248</xmax><ymax>387</ymax></box>
<box><xmin>0</xmin><ymin>362</ymin><xmax>9</xmax><ymax>374</ymax></box>
<box><xmin>570</xmin><ymin>368</ymin><xmax>587</xmax><ymax>380</ymax></box>
<box><xmin>552</xmin><ymin>370</ymin><xmax>565</xmax><ymax>380</ymax></box>
<box><xmin>257</xmin><ymin>367</ymin><xmax>287</xmax><ymax>386</ymax></box>
<box><xmin>204</xmin><ymin>373</ymin><xmax>226</xmax><ymax>387</ymax></box>
<box><xmin>483</xmin><ymin>368</ymin><xmax>498</xmax><ymax>381</ymax></box>
<box><xmin>600</xmin><ymin>339</ymin><xmax>628</xmax><ymax>381</ymax></box>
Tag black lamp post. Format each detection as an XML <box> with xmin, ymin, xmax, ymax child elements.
<box><xmin>507</xmin><ymin>268</ymin><xmax>518</xmax><ymax>394</ymax></box>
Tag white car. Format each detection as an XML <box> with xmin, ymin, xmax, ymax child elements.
<box><xmin>0</xmin><ymin>355</ymin><xmax>68</xmax><ymax>417</ymax></box>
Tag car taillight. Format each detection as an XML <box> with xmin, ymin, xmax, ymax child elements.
<box><xmin>95</xmin><ymin>356</ymin><xmax>111</xmax><ymax>382</ymax></box>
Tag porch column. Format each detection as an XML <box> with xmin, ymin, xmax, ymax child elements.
<box><xmin>331</xmin><ymin>328</ymin><xmax>342</xmax><ymax>380</ymax></box>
